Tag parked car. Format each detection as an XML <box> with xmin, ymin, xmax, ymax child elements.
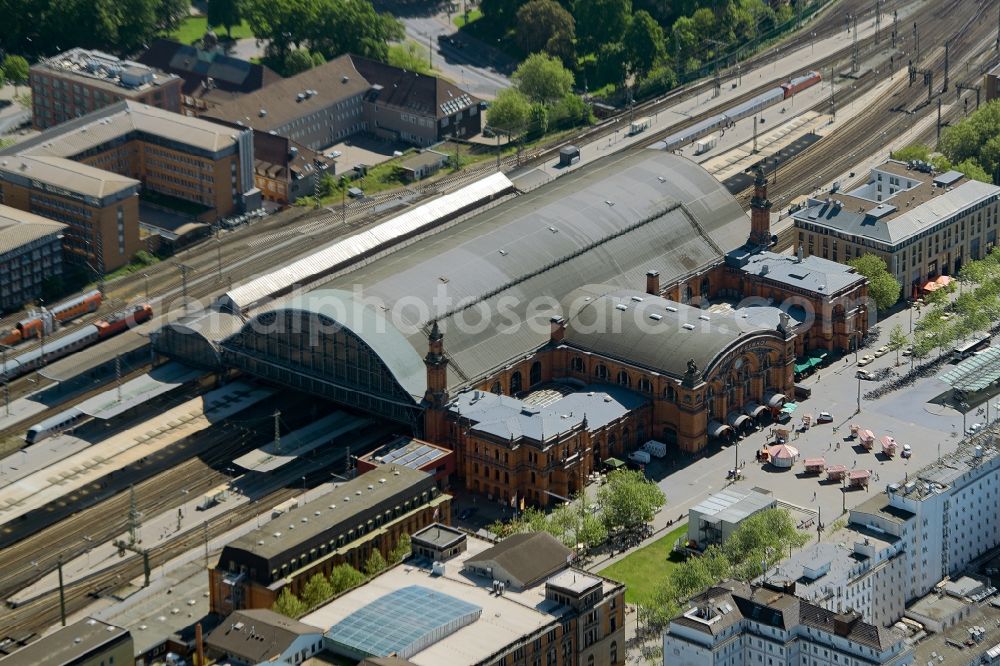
<box><xmin>857</xmin><ymin>355</ymin><xmax>876</xmax><ymax>366</ymax></box>
<box><xmin>776</xmin><ymin>412</ymin><xmax>792</xmax><ymax>424</ymax></box>
<box><xmin>901</xmin><ymin>443</ymin><xmax>912</xmax><ymax>458</ymax></box>
<box><xmin>967</xmin><ymin>423</ymin><xmax>984</xmax><ymax>435</ymax></box>
<box><xmin>902</xmin><ymin>345</ymin><xmax>914</xmax><ymax>357</ymax></box>
<box><xmin>874</xmin><ymin>345</ymin><xmax>890</xmax><ymax>357</ymax></box>
<box><xmin>856</xmin><ymin>369</ymin><xmax>875</xmax><ymax>380</ymax></box>
<box><xmin>817</xmin><ymin>411</ymin><xmax>834</xmax><ymax>423</ymax></box>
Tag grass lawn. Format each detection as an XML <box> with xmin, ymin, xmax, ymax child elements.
<box><xmin>599</xmin><ymin>524</ymin><xmax>688</xmax><ymax>605</ymax></box>
<box><xmin>167</xmin><ymin>16</ymin><xmax>254</xmax><ymax>44</ymax></box>
<box><xmin>453</xmin><ymin>8</ymin><xmax>482</xmax><ymax>28</ymax></box>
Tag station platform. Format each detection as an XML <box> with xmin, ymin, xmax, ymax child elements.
<box><xmin>0</xmin><ymin>381</ymin><xmax>272</xmax><ymax>527</ymax></box>
<box><xmin>232</xmin><ymin>411</ymin><xmax>370</xmax><ymax>473</ymax></box>
<box><xmin>74</xmin><ymin>362</ymin><xmax>204</xmax><ymax>420</ymax></box>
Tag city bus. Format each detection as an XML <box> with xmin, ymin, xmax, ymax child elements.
<box><xmin>952</xmin><ymin>335</ymin><xmax>990</xmax><ymax>362</ymax></box>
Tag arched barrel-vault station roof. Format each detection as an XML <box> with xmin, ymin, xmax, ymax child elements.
<box><xmin>222</xmin><ymin>149</ymin><xmax>753</xmax><ymax>404</ymax></box>
<box><xmin>560</xmin><ymin>285</ymin><xmax>782</xmax><ymax>380</ymax></box>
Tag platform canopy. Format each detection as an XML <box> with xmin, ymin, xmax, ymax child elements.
<box><xmin>939</xmin><ymin>346</ymin><xmax>1000</xmax><ymax>394</ymax></box>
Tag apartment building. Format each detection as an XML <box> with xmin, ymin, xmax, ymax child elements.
<box><xmin>30</xmin><ymin>48</ymin><xmax>182</xmax><ymax>129</ymax></box>
<box><xmin>207</xmin><ymin>54</ymin><xmax>481</xmax><ymax>152</ymax></box>
<box><xmin>302</xmin><ymin>526</ymin><xmax>626</xmax><ymax>666</ymax></box>
<box><xmin>0</xmin><ymin>101</ymin><xmax>257</xmax><ymax>271</ymax></box>
<box><xmin>0</xmin><ymin>205</ymin><xmax>66</xmax><ymax>311</ymax></box>
<box><xmin>761</xmin><ymin>527</ymin><xmax>909</xmax><ymax>628</ymax></box>
<box><xmin>662</xmin><ymin>580</ymin><xmax>913</xmax><ymax>666</ymax></box>
<box><xmin>849</xmin><ymin>437</ymin><xmax>1000</xmax><ymax>603</ymax></box>
<box><xmin>792</xmin><ymin>160</ymin><xmax>1000</xmax><ymax>299</ymax></box>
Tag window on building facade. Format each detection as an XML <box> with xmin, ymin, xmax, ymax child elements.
<box><xmin>530</xmin><ymin>361</ymin><xmax>542</xmax><ymax>386</ymax></box>
<box><xmin>617</xmin><ymin>370</ymin><xmax>631</xmax><ymax>387</ymax></box>
<box><xmin>571</xmin><ymin>356</ymin><xmax>584</xmax><ymax>372</ymax></box>
<box><xmin>595</xmin><ymin>364</ymin><xmax>609</xmax><ymax>380</ymax></box>
<box><xmin>510</xmin><ymin>371</ymin><xmax>522</xmax><ymax>394</ymax></box>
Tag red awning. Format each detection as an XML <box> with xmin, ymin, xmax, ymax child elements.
<box><xmin>881</xmin><ymin>435</ymin><xmax>897</xmax><ymax>448</ymax></box>
<box><xmin>923</xmin><ymin>280</ymin><xmax>941</xmax><ymax>292</ymax></box>
<box><xmin>936</xmin><ymin>275</ymin><xmax>953</xmax><ymax>286</ymax></box>
<box><xmin>849</xmin><ymin>469</ymin><xmax>871</xmax><ymax>480</ymax></box>
<box><xmin>804</xmin><ymin>457</ymin><xmax>826</xmax><ymax>466</ymax></box>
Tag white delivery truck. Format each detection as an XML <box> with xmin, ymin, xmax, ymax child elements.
<box><xmin>628</xmin><ymin>450</ymin><xmax>651</xmax><ymax>465</ymax></box>
<box><xmin>629</xmin><ymin>116</ymin><xmax>652</xmax><ymax>135</ymax></box>
<box><xmin>694</xmin><ymin>135</ymin><xmax>718</xmax><ymax>155</ymax></box>
<box><xmin>642</xmin><ymin>440</ymin><xmax>667</xmax><ymax>458</ymax></box>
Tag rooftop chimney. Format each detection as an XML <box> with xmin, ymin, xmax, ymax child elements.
<box><xmin>550</xmin><ymin>316</ymin><xmax>566</xmax><ymax>343</ymax></box>
<box><xmin>646</xmin><ymin>270</ymin><xmax>660</xmax><ymax>295</ymax></box>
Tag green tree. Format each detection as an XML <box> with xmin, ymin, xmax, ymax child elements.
<box><xmin>207</xmin><ymin>0</ymin><xmax>244</xmax><ymax>37</ymax></box>
<box><xmin>849</xmin><ymin>253</ymin><xmax>902</xmax><ymax>311</ymax></box>
<box><xmin>515</xmin><ymin>0</ymin><xmax>575</xmax><ymax>63</ymax></box>
<box><xmin>480</xmin><ymin>0</ymin><xmax>529</xmax><ymax>25</ymax></box>
<box><xmin>157</xmin><ymin>0</ymin><xmax>190</xmax><ymax>32</ymax></box>
<box><xmin>389</xmin><ymin>533</ymin><xmax>412</xmax><ymax>563</ymax></box>
<box><xmin>573</xmin><ymin>0</ymin><xmax>631</xmax><ymax>52</ymax></box>
<box><xmin>691</xmin><ymin>7</ymin><xmax>719</xmax><ymax>44</ymax></box>
<box><xmin>328</xmin><ymin>563</ymin><xmax>366</xmax><ymax>594</ymax></box>
<box><xmin>668</xmin><ymin>545</ymin><xmax>730</xmax><ymax>600</ymax></box>
<box><xmin>363</xmin><ymin>549</ymin><xmax>388</xmax><ymax>576</ymax></box>
<box><xmin>722</xmin><ymin>508</ymin><xmax>808</xmax><ymax>577</ymax></box>
<box><xmin>887</xmin><ymin>323</ymin><xmax>908</xmax><ymax>366</ymax></box>
<box><xmin>890</xmin><ymin>144</ymin><xmax>931</xmax><ymax>162</ymax></box>
<box><xmin>625</xmin><ymin>10</ymin><xmax>665</xmax><ymax>80</ymax></box>
<box><xmin>636</xmin><ymin>64</ymin><xmax>678</xmax><ymax>98</ymax></box>
<box><xmin>597</xmin><ymin>468</ymin><xmax>666</xmax><ymax>534</ymax></box>
<box><xmin>2</xmin><ymin>55</ymin><xmax>29</xmax><ymax>95</ymax></box>
<box><xmin>272</xmin><ymin>587</ymin><xmax>307</xmax><ymax>617</ymax></box>
<box><xmin>512</xmin><ymin>52</ymin><xmax>574</xmax><ymax>104</ymax></box>
<box><xmin>300</xmin><ymin>572</ymin><xmax>333</xmax><ymax>608</ymax></box>
<box><xmin>578</xmin><ymin>512</ymin><xmax>608</xmax><ymax>549</ymax></box>
<box><xmin>594</xmin><ymin>41</ymin><xmax>628</xmax><ymax>88</ymax></box>
<box><xmin>548</xmin><ymin>92</ymin><xmax>590</xmax><ymax>129</ymax></box>
<box><xmin>386</xmin><ymin>40</ymin><xmax>432</xmax><ymax>75</ymax></box>
<box><xmin>953</xmin><ymin>158</ymin><xmax>991</xmax><ymax>183</ymax></box>
<box><xmin>487</xmin><ymin>87</ymin><xmax>531</xmax><ymax>137</ymax></box>
<box><xmin>670</xmin><ymin>15</ymin><xmax>698</xmax><ymax>57</ymax></box>
<box><xmin>283</xmin><ymin>49</ymin><xmax>317</xmax><ymax>76</ymax></box>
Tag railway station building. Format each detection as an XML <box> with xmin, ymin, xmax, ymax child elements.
<box><xmin>0</xmin><ymin>101</ymin><xmax>258</xmax><ymax>271</ymax></box>
<box><xmin>791</xmin><ymin>159</ymin><xmax>1000</xmax><ymax>300</ymax></box>
<box><xmin>209</xmin><ymin>466</ymin><xmax>449</xmax><ymax>615</ymax></box>
<box><xmin>169</xmin><ymin>150</ymin><xmax>869</xmax><ymax>507</ymax></box>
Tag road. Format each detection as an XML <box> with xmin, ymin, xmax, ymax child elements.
<box><xmin>378</xmin><ymin>0</ymin><xmax>514</xmax><ymax>99</ymax></box>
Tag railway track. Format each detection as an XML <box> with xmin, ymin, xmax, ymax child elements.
<box><xmin>0</xmin><ymin>482</ymin><xmax>300</xmax><ymax>639</ymax></box>
<box><xmin>744</xmin><ymin>0</ymin><xmax>997</xmax><ymax>210</ymax></box>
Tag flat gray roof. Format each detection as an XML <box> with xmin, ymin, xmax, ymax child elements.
<box><xmin>690</xmin><ymin>488</ymin><xmax>775</xmax><ymax>524</ymax></box>
<box><xmin>449</xmin><ymin>384</ymin><xmax>648</xmax><ymax>443</ymax></box>
<box><xmin>739</xmin><ymin>250</ymin><xmax>865</xmax><ymax>296</ymax></box>
<box><xmin>0</xmin><ymin>618</ymin><xmax>129</xmax><ymax>665</ymax></box>
<box><xmin>226</xmin><ymin>466</ymin><xmax>431</xmax><ymax>560</ymax></box>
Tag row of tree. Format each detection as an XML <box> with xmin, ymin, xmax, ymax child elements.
<box><xmin>477</xmin><ymin>0</ymin><xmax>795</xmax><ymax>98</ymax></box>
<box><xmin>911</xmin><ymin>248</ymin><xmax>1000</xmax><ymax>360</ymax></box>
<box><xmin>238</xmin><ymin>0</ymin><xmax>403</xmax><ymax>74</ymax></box>
<box><xmin>487</xmin><ymin>469</ymin><xmax>666</xmax><ymax>551</ymax></box>
<box><xmin>0</xmin><ymin>0</ymin><xmax>188</xmax><ymax>58</ymax></box>
<box><xmin>638</xmin><ymin>508</ymin><xmax>809</xmax><ymax>630</ymax></box>
<box><xmin>0</xmin><ymin>55</ymin><xmax>29</xmax><ymax>94</ymax></box>
<box><xmin>272</xmin><ymin>535</ymin><xmax>411</xmax><ymax>618</ymax></box>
